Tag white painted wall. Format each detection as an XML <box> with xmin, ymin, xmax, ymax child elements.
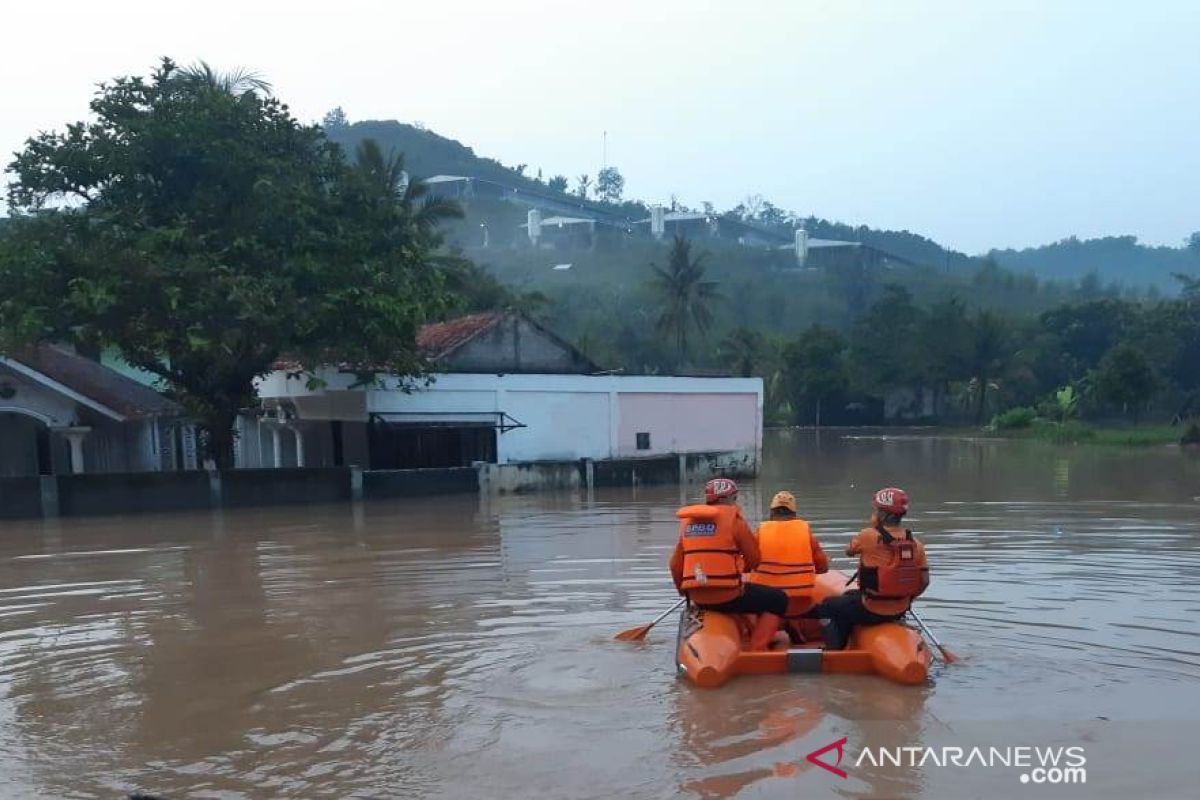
<box><xmin>0</xmin><ymin>366</ymin><xmax>171</xmax><ymax>475</ymax></box>
<box><xmin>616</xmin><ymin>392</ymin><xmax>759</xmax><ymax>457</ymax></box>
<box><xmin>257</xmin><ymin>371</ymin><xmax>764</xmax><ymax>467</ymax></box>
<box><xmin>501</xmin><ymin>389</ymin><xmax>611</xmax><ymax>462</ymax></box>
<box><xmin>0</xmin><ymin>368</ymin><xmax>81</xmax><ymax>426</ymax></box>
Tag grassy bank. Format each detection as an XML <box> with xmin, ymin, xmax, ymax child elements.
<box><xmin>997</xmin><ymin>420</ymin><xmax>1189</xmax><ymax>446</ymax></box>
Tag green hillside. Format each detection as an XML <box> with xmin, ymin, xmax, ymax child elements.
<box><xmin>988</xmin><ymin>235</ymin><xmax>1200</xmax><ymax>290</ymax></box>
<box><xmin>324</xmin><ymin>117</ymin><xmax>979</xmax><ymax>272</ymax></box>
<box><xmin>322</xmin><ymin>115</ymin><xmax>1198</xmax><ymax>290</ymax></box>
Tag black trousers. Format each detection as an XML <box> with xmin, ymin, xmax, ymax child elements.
<box><xmin>810</xmin><ymin>590</ymin><xmax>903</xmax><ymax>650</ymax></box>
<box><xmin>700</xmin><ymin>583</ymin><xmax>789</xmax><ymax>617</ymax></box>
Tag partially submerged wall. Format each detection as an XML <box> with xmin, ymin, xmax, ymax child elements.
<box><xmin>0</xmin><ymin>449</ymin><xmax>755</xmax><ymax>519</ymax></box>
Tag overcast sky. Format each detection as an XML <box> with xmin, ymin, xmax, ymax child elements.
<box><xmin>3</xmin><ymin>0</ymin><xmax>1197</xmax><ymax>253</ymax></box>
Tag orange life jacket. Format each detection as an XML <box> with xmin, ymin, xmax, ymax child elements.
<box><xmin>750</xmin><ymin>520</ymin><xmax>817</xmax><ymax>592</ymax></box>
<box><xmin>859</xmin><ymin>527</ymin><xmax>923</xmax><ymax>600</ymax></box>
<box><xmin>677</xmin><ymin>504</ymin><xmax>743</xmax><ymax>605</ymax></box>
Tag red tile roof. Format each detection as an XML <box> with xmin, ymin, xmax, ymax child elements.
<box><xmin>5</xmin><ymin>344</ymin><xmax>181</xmax><ymax>419</ymax></box>
<box><xmin>271</xmin><ymin>313</ymin><xmax>505</xmax><ymax>372</ymax></box>
<box><xmin>270</xmin><ymin>311</ymin><xmax>598</xmax><ymax>373</ymax></box>
<box><xmin>416</xmin><ymin>312</ymin><xmax>506</xmax><ymax>360</ymax></box>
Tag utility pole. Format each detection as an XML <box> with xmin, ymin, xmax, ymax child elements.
<box><xmin>602</xmin><ymin>130</ymin><xmax>607</xmax><ymax>171</ymax></box>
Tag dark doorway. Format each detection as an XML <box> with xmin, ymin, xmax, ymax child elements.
<box><xmin>331</xmin><ymin>421</ymin><xmax>345</xmax><ymax>467</ymax></box>
<box><xmin>35</xmin><ymin>425</ymin><xmax>53</xmax><ymax>475</ymax></box>
<box><xmin>367</xmin><ymin>419</ymin><xmax>497</xmax><ymax>469</ymax></box>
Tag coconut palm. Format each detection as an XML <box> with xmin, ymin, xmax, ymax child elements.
<box><xmin>174</xmin><ymin>60</ymin><xmax>272</xmax><ymax>95</ymax></box>
<box><xmin>353</xmin><ymin>138</ymin><xmax>461</xmax><ymax>234</ymax></box>
<box><xmin>965</xmin><ymin>311</ymin><xmax>1011</xmax><ymax>423</ymax></box>
<box><xmin>649</xmin><ymin>235</ymin><xmax>721</xmax><ymax>366</ymax></box>
<box><xmin>718</xmin><ymin>326</ymin><xmax>764</xmax><ymax>377</ymax></box>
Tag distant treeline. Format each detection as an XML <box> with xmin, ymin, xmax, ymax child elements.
<box><xmin>319</xmin><ymin>113</ymin><xmax>1199</xmax><ymax>290</ymax></box>
<box><xmin>988</xmin><ymin>235</ymin><xmax>1200</xmax><ymax>290</ymax></box>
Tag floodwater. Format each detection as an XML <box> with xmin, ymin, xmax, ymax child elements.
<box><xmin>1</xmin><ymin>431</ymin><xmax>1199</xmax><ymax>799</ymax></box>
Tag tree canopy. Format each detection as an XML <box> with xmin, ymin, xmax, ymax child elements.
<box><xmin>0</xmin><ymin>59</ymin><xmax>457</xmax><ymax>466</ymax></box>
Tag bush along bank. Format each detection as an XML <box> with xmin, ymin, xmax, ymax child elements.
<box><xmin>989</xmin><ymin>410</ymin><xmax>1189</xmax><ymax>446</ymax></box>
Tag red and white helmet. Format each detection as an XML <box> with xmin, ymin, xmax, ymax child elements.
<box><xmin>872</xmin><ymin>487</ymin><xmax>910</xmax><ymax>516</ymax></box>
<box><xmin>704</xmin><ymin>478</ymin><xmax>739</xmax><ymax>504</ymax></box>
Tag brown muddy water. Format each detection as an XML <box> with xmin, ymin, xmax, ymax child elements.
<box><xmin>1</xmin><ymin>431</ymin><xmax>1198</xmax><ymax>799</ymax></box>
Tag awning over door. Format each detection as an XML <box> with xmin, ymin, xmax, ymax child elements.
<box><xmin>369</xmin><ymin>411</ymin><xmax>526</xmax><ymax>433</ymax></box>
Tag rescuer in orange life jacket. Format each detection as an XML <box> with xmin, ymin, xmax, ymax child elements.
<box><xmin>748</xmin><ymin>491</ymin><xmax>830</xmax><ymax>627</ymax></box>
<box><xmin>811</xmin><ymin>487</ymin><xmax>930</xmax><ymax>650</ymax></box>
<box><xmin>669</xmin><ymin>478</ymin><xmax>790</xmax><ymax>650</ymax></box>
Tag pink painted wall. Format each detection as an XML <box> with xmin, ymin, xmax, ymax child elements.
<box><xmin>616</xmin><ymin>392</ymin><xmax>758</xmax><ymax>456</ymax></box>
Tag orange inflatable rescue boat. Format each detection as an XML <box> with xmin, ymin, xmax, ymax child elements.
<box><xmin>675</xmin><ymin>571</ymin><xmax>931</xmax><ymax>688</ymax></box>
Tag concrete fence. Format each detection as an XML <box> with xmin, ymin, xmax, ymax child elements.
<box><xmin>0</xmin><ymin>450</ymin><xmax>754</xmax><ymax>520</ymax></box>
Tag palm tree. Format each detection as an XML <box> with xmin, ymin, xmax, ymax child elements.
<box><xmin>718</xmin><ymin>326</ymin><xmax>764</xmax><ymax>377</ymax></box>
<box><xmin>174</xmin><ymin>60</ymin><xmax>272</xmax><ymax>95</ymax></box>
<box><xmin>965</xmin><ymin>311</ymin><xmax>1010</xmax><ymax>424</ymax></box>
<box><xmin>353</xmin><ymin>138</ymin><xmax>461</xmax><ymax>234</ymax></box>
<box><xmin>354</xmin><ymin>139</ymin><xmax>410</xmax><ymax>200</ymax></box>
<box><xmin>649</xmin><ymin>235</ymin><xmax>720</xmax><ymax>366</ymax></box>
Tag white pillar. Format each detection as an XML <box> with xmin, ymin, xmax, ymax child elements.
<box><xmin>795</xmin><ymin>227</ymin><xmax>810</xmax><ymax>268</ymax></box>
<box><xmin>271</xmin><ymin>426</ymin><xmax>282</xmax><ymax>468</ymax></box>
<box><xmin>650</xmin><ymin>204</ymin><xmax>665</xmax><ymax>240</ymax></box>
<box><xmin>527</xmin><ymin>209</ymin><xmax>542</xmax><ymax>245</ymax></box>
<box><xmin>61</xmin><ymin>427</ymin><xmax>91</xmax><ymax>475</ymax></box>
<box><xmin>608</xmin><ymin>385</ymin><xmax>620</xmax><ymax>458</ymax></box>
<box><xmin>293</xmin><ymin>426</ymin><xmax>305</xmax><ymax>468</ymax></box>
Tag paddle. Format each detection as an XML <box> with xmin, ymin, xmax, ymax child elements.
<box><xmin>908</xmin><ymin>607</ymin><xmax>960</xmax><ymax>664</ymax></box>
<box><xmin>615</xmin><ymin>597</ymin><xmax>687</xmax><ymax>641</ymax></box>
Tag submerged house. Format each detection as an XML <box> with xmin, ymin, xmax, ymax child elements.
<box><xmin>250</xmin><ymin>311</ymin><xmax>763</xmax><ymax>474</ymax></box>
<box><xmin>0</xmin><ymin>344</ymin><xmax>186</xmax><ymax>476</ymax></box>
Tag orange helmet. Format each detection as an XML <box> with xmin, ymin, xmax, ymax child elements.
<box><xmin>872</xmin><ymin>487</ymin><xmax>909</xmax><ymax>516</ymax></box>
<box><xmin>704</xmin><ymin>478</ymin><xmax>739</xmax><ymax>504</ymax></box>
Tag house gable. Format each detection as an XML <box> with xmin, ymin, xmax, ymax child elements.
<box><xmin>437</xmin><ymin>314</ymin><xmax>596</xmax><ymax>374</ymax></box>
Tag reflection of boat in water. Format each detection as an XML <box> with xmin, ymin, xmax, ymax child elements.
<box><xmin>676</xmin><ymin>571</ymin><xmax>931</xmax><ymax>688</ymax></box>
<box><xmin>676</xmin><ymin>689</ymin><xmax>826</xmax><ymax>799</ymax></box>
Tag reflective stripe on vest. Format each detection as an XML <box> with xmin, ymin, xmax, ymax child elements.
<box><xmin>751</xmin><ymin>519</ymin><xmax>816</xmax><ymax>592</ymax></box>
<box><xmin>677</xmin><ymin>504</ymin><xmax>742</xmax><ymax>593</ymax></box>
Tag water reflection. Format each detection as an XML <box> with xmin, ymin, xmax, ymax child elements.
<box><xmin>0</xmin><ymin>431</ymin><xmax>1197</xmax><ymax>797</ymax></box>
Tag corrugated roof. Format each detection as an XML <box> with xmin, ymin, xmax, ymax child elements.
<box><xmin>808</xmin><ymin>238</ymin><xmax>860</xmax><ymax>248</ymax></box>
<box><xmin>634</xmin><ymin>212</ymin><xmax>713</xmax><ymax>224</ymax></box>
<box><xmin>4</xmin><ymin>344</ymin><xmax>181</xmax><ymax>419</ymax></box>
<box><xmin>522</xmin><ymin>216</ymin><xmax>596</xmax><ymax>228</ymax></box>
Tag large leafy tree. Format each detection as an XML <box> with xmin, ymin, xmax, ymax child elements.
<box><xmin>596</xmin><ymin>166</ymin><xmax>625</xmax><ymax>203</ymax></box>
<box><xmin>1092</xmin><ymin>343</ymin><xmax>1158</xmax><ymax>422</ymax></box>
<box><xmin>0</xmin><ymin>59</ymin><xmax>457</xmax><ymax>467</ymax></box>
<box><xmin>1038</xmin><ymin>299</ymin><xmax>1136</xmax><ymax>378</ymax></box>
<box><xmin>649</xmin><ymin>235</ymin><xmax>721</xmax><ymax>366</ymax></box>
<box><xmin>782</xmin><ymin>325</ymin><xmax>848</xmax><ymax>427</ymax></box>
<box><xmin>916</xmin><ymin>297</ymin><xmax>972</xmax><ymax>414</ymax></box>
<box><xmin>849</xmin><ymin>285</ymin><xmax>925</xmax><ymax>392</ymax></box>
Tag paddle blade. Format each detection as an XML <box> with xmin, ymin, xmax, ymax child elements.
<box><xmin>938</xmin><ymin>645</ymin><xmax>960</xmax><ymax>664</ymax></box>
<box><xmin>615</xmin><ymin>624</ymin><xmax>653</xmax><ymax>642</ymax></box>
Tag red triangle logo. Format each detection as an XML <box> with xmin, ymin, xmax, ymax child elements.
<box><xmin>806</xmin><ymin>737</ymin><xmax>848</xmax><ymax>779</ymax></box>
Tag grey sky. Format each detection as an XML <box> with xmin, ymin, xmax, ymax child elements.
<box><xmin>3</xmin><ymin>0</ymin><xmax>1197</xmax><ymax>253</ymax></box>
